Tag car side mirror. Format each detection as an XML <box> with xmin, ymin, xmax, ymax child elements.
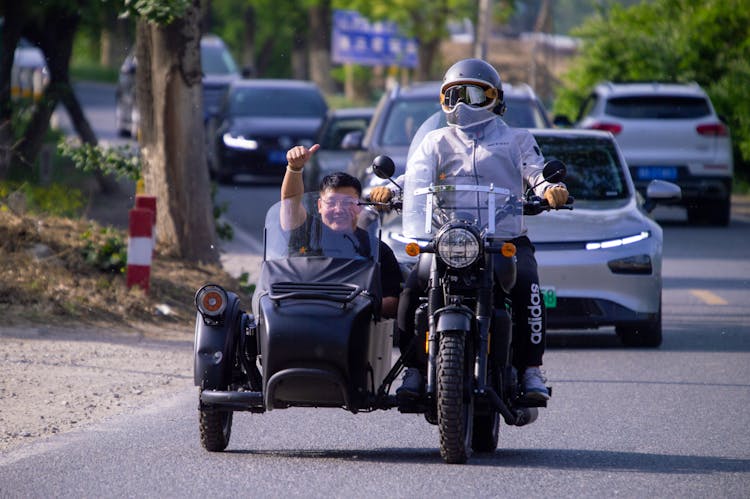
<box><xmin>643</xmin><ymin>179</ymin><xmax>682</xmax><ymax>213</ymax></box>
<box><xmin>341</xmin><ymin>130</ymin><xmax>364</xmax><ymax>150</ymax></box>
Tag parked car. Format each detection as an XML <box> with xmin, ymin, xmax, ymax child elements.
<box><xmin>380</xmin><ymin>127</ymin><xmax>681</xmax><ymax>347</ymax></box>
<box><xmin>206</xmin><ymin>79</ymin><xmax>328</xmax><ymax>183</ymax></box>
<box><xmin>115</xmin><ymin>34</ymin><xmax>240</xmax><ymax>138</ymax></box>
<box><xmin>303</xmin><ymin>107</ymin><xmax>375</xmax><ymax>190</ymax></box>
<box><xmin>562</xmin><ymin>82</ymin><xmax>733</xmax><ymax>226</ymax></box>
<box><xmin>10</xmin><ymin>38</ymin><xmax>49</xmax><ymax>101</ymax></box>
<box><xmin>349</xmin><ymin>80</ymin><xmax>553</xmax><ymax>196</ymax></box>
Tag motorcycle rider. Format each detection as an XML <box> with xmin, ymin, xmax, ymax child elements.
<box><xmin>371</xmin><ymin>58</ymin><xmax>569</xmax><ymax>400</ymax></box>
<box><xmin>282</xmin><ymin>144</ymin><xmax>402</xmax><ymax>318</ymax></box>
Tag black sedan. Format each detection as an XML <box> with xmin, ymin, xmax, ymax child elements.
<box><xmin>207</xmin><ymin>79</ymin><xmax>328</xmax><ymax>183</ymax></box>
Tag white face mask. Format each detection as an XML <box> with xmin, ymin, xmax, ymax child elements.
<box><xmin>445</xmin><ymin>102</ymin><xmax>496</xmax><ymax>129</ymax></box>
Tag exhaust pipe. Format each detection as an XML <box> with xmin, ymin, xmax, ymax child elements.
<box><xmin>513</xmin><ymin>406</ymin><xmax>538</xmax><ymax>426</ymax></box>
<box><xmin>484</xmin><ymin>387</ymin><xmax>539</xmax><ymax>426</ymax></box>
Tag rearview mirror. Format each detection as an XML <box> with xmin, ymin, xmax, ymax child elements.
<box><xmin>542</xmin><ymin>158</ymin><xmax>567</xmax><ymax>183</ymax></box>
<box><xmin>371</xmin><ymin>155</ymin><xmax>395</xmax><ymax>179</ymax></box>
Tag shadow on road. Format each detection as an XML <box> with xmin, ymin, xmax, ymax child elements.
<box><xmin>226</xmin><ymin>446</ymin><xmax>749</xmax><ymax>473</ymax></box>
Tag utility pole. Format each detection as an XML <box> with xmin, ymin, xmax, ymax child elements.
<box><xmin>474</xmin><ymin>0</ymin><xmax>492</xmax><ymax>60</ymax></box>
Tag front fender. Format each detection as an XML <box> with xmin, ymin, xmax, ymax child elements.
<box><xmin>435</xmin><ymin>305</ymin><xmax>473</xmax><ymax>333</ymax></box>
<box><xmin>193</xmin><ymin>292</ymin><xmax>242</xmax><ymax>388</ymax></box>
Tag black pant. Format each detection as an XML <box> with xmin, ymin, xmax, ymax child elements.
<box><xmin>396</xmin><ymin>236</ymin><xmax>546</xmax><ymax>371</ymax></box>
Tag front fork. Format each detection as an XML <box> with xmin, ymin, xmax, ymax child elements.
<box><xmin>425</xmin><ymin>252</ymin><xmax>496</xmax><ymax>396</ymax></box>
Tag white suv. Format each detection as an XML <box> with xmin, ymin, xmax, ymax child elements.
<box><xmin>573</xmin><ymin>82</ymin><xmax>733</xmax><ymax>226</ymax></box>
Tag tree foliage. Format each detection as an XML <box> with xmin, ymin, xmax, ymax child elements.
<box><xmin>553</xmin><ymin>0</ymin><xmax>750</xmax><ymax>177</ymax></box>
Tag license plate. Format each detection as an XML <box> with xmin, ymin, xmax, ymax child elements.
<box><xmin>541</xmin><ymin>286</ymin><xmax>557</xmax><ymax>309</ymax></box>
<box><xmin>267</xmin><ymin>150</ymin><xmax>286</xmax><ymax>165</ymax></box>
<box><xmin>636</xmin><ymin>166</ymin><xmax>678</xmax><ymax>180</ymax></box>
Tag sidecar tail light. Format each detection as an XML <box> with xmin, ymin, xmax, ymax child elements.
<box><xmin>196</xmin><ymin>284</ymin><xmax>228</xmax><ymax>318</ymax></box>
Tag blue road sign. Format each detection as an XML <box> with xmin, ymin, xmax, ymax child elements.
<box><xmin>332</xmin><ymin>10</ymin><xmax>418</xmax><ymax>68</ymax></box>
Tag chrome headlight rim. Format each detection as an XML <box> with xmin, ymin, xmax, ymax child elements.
<box><xmin>195</xmin><ymin>284</ymin><xmax>228</xmax><ymax>318</ymax></box>
<box><xmin>435</xmin><ymin>223</ymin><xmax>482</xmax><ymax>269</ymax></box>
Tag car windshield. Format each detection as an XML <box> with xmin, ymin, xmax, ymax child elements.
<box><xmin>504</xmin><ymin>97</ymin><xmax>551</xmax><ymax>128</ymax></box>
<box><xmin>534</xmin><ymin>135</ymin><xmax>629</xmax><ymax>201</ymax></box>
<box><xmin>381</xmin><ymin>99</ymin><xmax>442</xmax><ymax>146</ymax></box>
<box><xmin>319</xmin><ymin>115</ymin><xmax>372</xmax><ymax>149</ymax></box>
<box><xmin>229</xmin><ymin>87</ymin><xmax>327</xmax><ymax>118</ymax></box>
<box><xmin>201</xmin><ymin>43</ymin><xmax>239</xmax><ymax>75</ymax></box>
<box><xmin>605</xmin><ymin>96</ymin><xmax>711</xmax><ymax>119</ymax></box>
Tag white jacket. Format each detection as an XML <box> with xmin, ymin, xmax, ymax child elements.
<box><xmin>402</xmin><ymin>117</ymin><xmax>555</xmax><ymax>238</ymax></box>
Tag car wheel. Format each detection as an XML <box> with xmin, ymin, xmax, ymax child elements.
<box><xmin>615</xmin><ymin>307</ymin><xmax>662</xmax><ymax>348</ymax></box>
<box><xmin>708</xmin><ymin>197</ymin><xmax>731</xmax><ymax>226</ymax></box>
<box><xmin>687</xmin><ymin>197</ymin><xmax>730</xmax><ymax>227</ymax></box>
<box><xmin>115</xmin><ymin>102</ymin><xmax>129</xmax><ymax>138</ymax></box>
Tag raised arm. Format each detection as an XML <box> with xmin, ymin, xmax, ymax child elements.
<box><xmin>280</xmin><ymin>144</ymin><xmax>320</xmax><ymax>230</ymax></box>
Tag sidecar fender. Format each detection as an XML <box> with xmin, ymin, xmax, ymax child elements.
<box><xmin>194</xmin><ymin>292</ymin><xmax>242</xmax><ymax>388</ymax></box>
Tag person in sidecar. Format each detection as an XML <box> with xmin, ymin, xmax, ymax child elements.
<box><xmin>370</xmin><ymin>58</ymin><xmax>569</xmax><ymax>401</ymax></box>
<box><xmin>281</xmin><ymin>144</ymin><xmax>402</xmax><ymax>318</ymax></box>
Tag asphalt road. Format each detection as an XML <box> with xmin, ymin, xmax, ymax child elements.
<box><xmin>8</xmin><ymin>81</ymin><xmax>746</xmax><ymax>498</ymax></box>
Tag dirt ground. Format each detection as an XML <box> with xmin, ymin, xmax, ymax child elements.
<box><xmin>0</xmin><ymin>323</ymin><xmax>193</xmax><ymax>452</ymax></box>
<box><xmin>0</xmin><ymin>185</ymin><xmax>261</xmax><ymax>453</ymax></box>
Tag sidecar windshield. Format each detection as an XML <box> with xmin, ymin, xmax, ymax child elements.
<box><xmin>402</xmin><ymin>179</ymin><xmax>523</xmax><ymax>240</ymax></box>
<box><xmin>264</xmin><ymin>193</ymin><xmax>380</xmax><ymax>261</ymax></box>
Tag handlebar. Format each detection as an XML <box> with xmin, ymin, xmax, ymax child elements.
<box><xmin>523</xmin><ymin>195</ymin><xmax>575</xmax><ymax>216</ymax></box>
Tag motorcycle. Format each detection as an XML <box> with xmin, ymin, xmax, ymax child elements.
<box><xmin>193</xmin><ymin>155</ymin><xmax>571</xmax><ymax>464</ymax></box>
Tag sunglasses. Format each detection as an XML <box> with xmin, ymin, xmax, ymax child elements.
<box><xmin>320</xmin><ymin>194</ymin><xmax>360</xmax><ymax>210</ymax></box>
<box><xmin>441</xmin><ymin>84</ymin><xmax>498</xmax><ymax>110</ymax></box>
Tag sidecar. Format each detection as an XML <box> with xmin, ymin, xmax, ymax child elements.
<box><xmin>193</xmin><ymin>193</ymin><xmax>396</xmax><ymax>451</ymax></box>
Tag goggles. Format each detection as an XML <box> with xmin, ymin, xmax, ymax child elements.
<box><xmin>441</xmin><ymin>84</ymin><xmax>499</xmax><ymax>110</ymax></box>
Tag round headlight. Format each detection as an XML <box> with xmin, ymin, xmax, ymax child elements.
<box><xmin>436</xmin><ymin>226</ymin><xmax>481</xmax><ymax>268</ymax></box>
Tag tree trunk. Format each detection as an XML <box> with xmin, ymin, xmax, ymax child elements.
<box><xmin>0</xmin><ymin>4</ymin><xmax>24</xmax><ymax>179</ymax></box>
<box><xmin>416</xmin><ymin>39</ymin><xmax>440</xmax><ymax>82</ymax></box>
<box><xmin>100</xmin><ymin>15</ymin><xmax>133</xmax><ymax>69</ymax></box>
<box><xmin>308</xmin><ymin>2</ymin><xmax>336</xmax><ymax>94</ymax></box>
<box><xmin>291</xmin><ymin>33</ymin><xmax>307</xmax><ymax>80</ymax></box>
<box><xmin>136</xmin><ymin>2</ymin><xmax>219</xmax><ymax>263</ymax></box>
<box><xmin>241</xmin><ymin>6</ymin><xmax>257</xmax><ymax>77</ymax></box>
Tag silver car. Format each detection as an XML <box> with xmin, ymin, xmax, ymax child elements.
<box><xmin>572</xmin><ymin>82</ymin><xmax>732</xmax><ymax>226</ymax></box>
<box><xmin>381</xmin><ymin>128</ymin><xmax>681</xmax><ymax>347</ymax></box>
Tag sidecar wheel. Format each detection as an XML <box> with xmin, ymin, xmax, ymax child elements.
<box><xmin>199</xmin><ymin>407</ymin><xmax>233</xmax><ymax>452</ymax></box>
<box><xmin>437</xmin><ymin>332</ymin><xmax>473</xmax><ymax>464</ymax></box>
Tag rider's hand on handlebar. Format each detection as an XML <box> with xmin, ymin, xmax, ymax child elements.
<box><xmin>544</xmin><ymin>185</ymin><xmax>569</xmax><ymax>209</ymax></box>
<box><xmin>370</xmin><ymin>186</ymin><xmax>393</xmax><ymax>203</ymax></box>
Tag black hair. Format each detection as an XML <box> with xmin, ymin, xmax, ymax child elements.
<box><xmin>319</xmin><ymin>171</ymin><xmax>362</xmax><ymax>197</ymax></box>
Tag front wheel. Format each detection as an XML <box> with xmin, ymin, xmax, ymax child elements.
<box><xmin>437</xmin><ymin>332</ymin><xmax>473</xmax><ymax>464</ymax></box>
<box><xmin>199</xmin><ymin>401</ymin><xmax>233</xmax><ymax>451</ymax></box>
<box><xmin>471</xmin><ymin>410</ymin><xmax>499</xmax><ymax>453</ymax></box>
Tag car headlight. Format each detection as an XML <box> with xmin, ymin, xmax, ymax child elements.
<box><xmin>436</xmin><ymin>226</ymin><xmax>481</xmax><ymax>268</ymax></box>
<box><xmin>586</xmin><ymin>231</ymin><xmax>650</xmax><ymax>250</ymax></box>
<box><xmin>222</xmin><ymin>133</ymin><xmax>258</xmax><ymax>150</ymax></box>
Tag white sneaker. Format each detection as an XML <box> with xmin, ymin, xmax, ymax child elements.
<box><xmin>522</xmin><ymin>367</ymin><xmax>550</xmax><ymax>401</ymax></box>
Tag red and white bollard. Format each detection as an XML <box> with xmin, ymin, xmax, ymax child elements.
<box><xmin>135</xmin><ymin>195</ymin><xmax>157</xmax><ymax>255</ymax></box>
<box><xmin>126</xmin><ymin>208</ymin><xmax>154</xmax><ymax>292</ymax></box>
